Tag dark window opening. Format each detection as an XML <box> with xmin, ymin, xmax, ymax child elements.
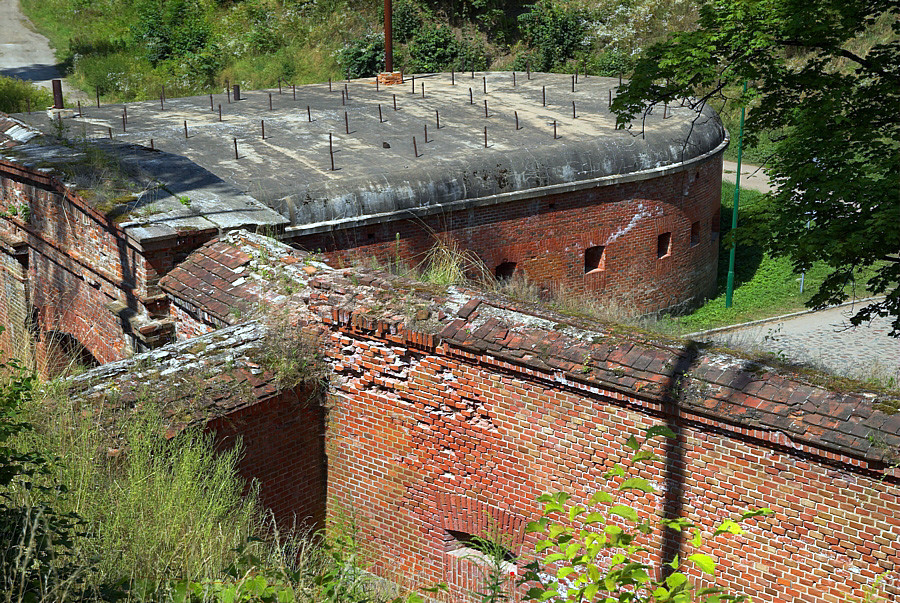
<box><xmin>711</xmin><ymin>210</ymin><xmax>721</xmax><ymax>241</ymax></box>
<box><xmin>548</xmin><ymin>202</ymin><xmax>556</xmax><ymax>210</ymax></box>
<box><xmin>690</xmin><ymin>221</ymin><xmax>700</xmax><ymax>247</ymax></box>
<box><xmin>657</xmin><ymin>232</ymin><xmax>672</xmax><ymax>259</ymax></box>
<box><xmin>495</xmin><ymin>261</ymin><xmax>516</xmax><ymax>281</ymax></box>
<box><xmin>367</xmin><ymin>232</ymin><xmax>374</xmax><ymax>240</ymax></box>
<box><xmin>584</xmin><ymin>245</ymin><xmax>606</xmax><ymax>273</ymax></box>
<box><xmin>447</xmin><ymin>530</ymin><xmax>516</xmax><ymax>563</ymax></box>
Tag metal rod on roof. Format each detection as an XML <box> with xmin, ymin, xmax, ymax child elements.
<box><xmin>379</xmin><ymin>104</ymin><xmax>383</xmax><ymax>122</ymax></box>
<box><xmin>542</xmin><ymin>86</ymin><xmax>546</xmax><ymax>106</ymax></box>
<box><xmin>609</xmin><ymin>89</ymin><xmax>612</xmax><ymax>108</ymax></box>
<box><xmin>435</xmin><ymin>109</ymin><xmax>440</xmax><ymax>129</ymax></box>
<box><xmin>393</xmin><ymin>94</ymin><xmax>397</xmax><ymax>110</ymax></box>
<box><xmin>344</xmin><ymin>111</ymin><xmax>349</xmax><ymax>134</ymax></box>
<box><xmin>269</xmin><ymin>93</ymin><xmax>273</xmax><ymax>110</ymax></box>
<box><xmin>451</xmin><ymin>70</ymin><xmax>455</xmax><ymax>85</ymax></box>
<box><xmin>185</xmin><ymin>120</ymin><xmax>189</xmax><ymax>139</ymax></box>
<box><xmin>376</xmin><ymin>77</ymin><xmax>379</xmax><ymax>92</ymax></box>
<box><xmin>293</xmin><ymin>84</ymin><xmax>296</xmax><ymax>100</ymax></box>
<box><xmin>663</xmin><ymin>103</ymin><xmax>668</xmax><ymax>119</ymax></box>
<box><xmin>484</xmin><ymin>126</ymin><xmax>487</xmax><ymax>148</ymax></box>
<box><xmin>219</xmin><ymin>104</ymin><xmax>222</xmax><ymax>121</ymax></box>
<box><xmin>227</xmin><ymin>84</ymin><xmax>231</xmax><ymax>104</ymax></box>
<box><xmin>261</xmin><ymin>119</ymin><xmax>265</xmax><ymax>140</ymax></box>
<box><xmin>421</xmin><ymin>82</ymin><xmax>425</xmax><ymax>98</ymax></box>
<box><xmin>96</xmin><ymin>88</ymin><xmax>100</xmax><ymax>108</ymax></box>
<box><xmin>341</xmin><ymin>90</ymin><xmax>345</xmax><ymax>106</ymax></box>
<box><xmin>572</xmin><ymin>75</ymin><xmax>575</xmax><ymax>92</ymax></box>
<box><xmin>150</xmin><ymin>138</ymin><xmax>154</xmax><ymax>150</ymax></box>
<box><xmin>424</xmin><ymin>123</ymin><xmax>428</xmax><ymax>143</ymax></box>
<box><xmin>160</xmin><ymin>94</ymin><xmax>164</xmax><ymax>110</ymax></box>
<box><xmin>329</xmin><ymin>78</ymin><xmax>332</xmax><ymax>92</ymax></box>
<box><xmin>234</xmin><ymin>137</ymin><xmax>239</xmax><ymax>159</ymax></box>
<box><xmin>483</xmin><ymin>76</ymin><xmax>487</xmax><ymax>94</ymax></box>
<box><xmin>108</xmin><ymin>127</ymin><xmax>112</xmax><ymax>139</ymax></box>
<box><xmin>469</xmin><ymin>88</ymin><xmax>473</xmax><ymax>104</ymax></box>
<box><xmin>77</xmin><ymin>100</ymin><xmax>82</xmax><ymax>117</ymax></box>
<box><xmin>513</xmin><ymin>71</ymin><xmax>516</xmax><ymax>87</ymax></box>
<box><xmin>527</xmin><ymin>61</ymin><xmax>531</xmax><ymax>80</ymax></box>
<box><xmin>210</xmin><ymin>94</ymin><xmax>214</xmax><ymax>110</ymax></box>
<box><xmin>345</xmin><ymin>83</ymin><xmax>349</xmax><ymax>99</ymax></box>
<box><xmin>123</xmin><ymin>105</ymin><xmax>127</xmax><ymax>123</ymax></box>
<box><xmin>329</xmin><ymin>133</ymin><xmax>335</xmax><ymax>170</ymax></box>
<box><xmin>553</xmin><ymin>120</ymin><xmax>558</xmax><ymax>139</ymax></box>
<box><xmin>279</xmin><ymin>80</ymin><xmax>282</xmax><ymax>94</ymax></box>
<box><xmin>572</xmin><ymin>101</ymin><xmax>576</xmax><ymax>119</ymax></box>
<box><xmin>484</xmin><ymin>99</ymin><xmax>488</xmax><ymax>118</ymax></box>
<box><xmin>471</xmin><ymin>69</ymin><xmax>474</xmax><ymax>79</ymax></box>
<box><xmin>122</xmin><ymin>113</ymin><xmax>126</xmax><ymax>132</ymax></box>
<box><xmin>413</xmin><ymin>136</ymin><xmax>419</xmax><ymax>157</ymax></box>
<box><xmin>411</xmin><ymin>75</ymin><xmax>415</xmax><ymax>94</ymax></box>
<box><xmin>307</xmin><ymin>105</ymin><xmax>312</xmax><ymax>121</ymax></box>
<box><xmin>515</xmin><ymin>110</ymin><xmax>519</xmax><ymax>130</ymax></box>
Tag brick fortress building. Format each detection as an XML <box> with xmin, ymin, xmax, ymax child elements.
<box><xmin>2</xmin><ymin>72</ymin><xmax>724</xmax><ymax>369</ymax></box>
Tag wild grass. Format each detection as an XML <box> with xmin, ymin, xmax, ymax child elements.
<box><xmin>13</xmin><ymin>390</ymin><xmax>261</xmax><ymax>591</ymax></box>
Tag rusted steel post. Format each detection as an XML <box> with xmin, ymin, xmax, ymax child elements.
<box><xmin>483</xmin><ymin>126</ymin><xmax>487</xmax><ymax>148</ymax></box>
<box><xmin>329</xmin><ymin>133</ymin><xmax>335</xmax><ymax>170</ymax></box>
<box><xmin>384</xmin><ymin>0</ymin><xmax>393</xmax><ymax>73</ymax></box>
<box><xmin>307</xmin><ymin>105</ymin><xmax>312</xmax><ymax>121</ymax></box>
<box><xmin>344</xmin><ymin>112</ymin><xmax>349</xmax><ymax>134</ymax></box>
<box><xmin>393</xmin><ymin>94</ymin><xmax>397</xmax><ymax>110</ymax></box>
<box><xmin>52</xmin><ymin>80</ymin><xmax>63</xmax><ymax>109</ymax></box>
<box><xmin>269</xmin><ymin>93</ymin><xmax>273</xmax><ymax>110</ymax></box>
<box><xmin>515</xmin><ymin>110</ymin><xmax>519</xmax><ymax>130</ymax></box>
<box><xmin>484</xmin><ymin>99</ymin><xmax>488</xmax><ymax>118</ymax></box>
<box><xmin>435</xmin><ymin>109</ymin><xmax>440</xmax><ymax>129</ymax></box>
<box><xmin>234</xmin><ymin>138</ymin><xmax>238</xmax><ymax>159</ymax></box>
<box><xmin>261</xmin><ymin>119</ymin><xmax>265</xmax><ymax>140</ymax></box>
<box><xmin>542</xmin><ymin>86</ymin><xmax>546</xmax><ymax>106</ymax></box>
<box><xmin>219</xmin><ymin>104</ymin><xmax>222</xmax><ymax>121</ymax></box>
<box><xmin>184</xmin><ymin>120</ymin><xmax>188</xmax><ymax>139</ymax></box>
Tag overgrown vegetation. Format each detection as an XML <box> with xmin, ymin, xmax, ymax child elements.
<box><xmin>0</xmin><ymin>76</ymin><xmax>54</xmax><ymax>114</ymax></box>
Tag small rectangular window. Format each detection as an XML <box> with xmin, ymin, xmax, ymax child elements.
<box><xmin>657</xmin><ymin>232</ymin><xmax>672</xmax><ymax>259</ymax></box>
<box><xmin>584</xmin><ymin>245</ymin><xmax>606</xmax><ymax>273</ymax></box>
<box><xmin>690</xmin><ymin>221</ymin><xmax>700</xmax><ymax>247</ymax></box>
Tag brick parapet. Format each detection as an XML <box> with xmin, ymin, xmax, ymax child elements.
<box><xmin>120</xmin><ymin>232</ymin><xmax>900</xmax><ymax>600</ymax></box>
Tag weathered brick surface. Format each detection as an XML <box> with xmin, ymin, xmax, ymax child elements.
<box><xmin>160</xmin><ymin>233</ymin><xmax>900</xmax><ymax>603</ymax></box>
<box><xmin>290</xmin><ymin>155</ymin><xmax>722</xmax><ymax>315</ymax></box>
<box><xmin>0</xmin><ymin>159</ymin><xmax>204</xmax><ymax>371</ymax></box>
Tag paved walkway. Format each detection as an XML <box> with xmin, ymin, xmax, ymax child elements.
<box><xmin>0</xmin><ymin>0</ymin><xmax>84</xmax><ymax>98</ymax></box>
<box><xmin>722</xmin><ymin>160</ymin><xmax>772</xmax><ymax>193</ymax></box>
<box><xmin>701</xmin><ymin>305</ymin><xmax>899</xmax><ymax>381</ymax></box>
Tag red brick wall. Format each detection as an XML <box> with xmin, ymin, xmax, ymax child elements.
<box><xmin>291</xmin><ymin>156</ymin><xmax>722</xmax><ymax>315</ymax></box>
<box><xmin>323</xmin><ymin>330</ymin><xmax>900</xmax><ymax>602</ymax></box>
<box><xmin>207</xmin><ymin>384</ymin><xmax>328</xmax><ymax>530</ymax></box>
<box><xmin>0</xmin><ymin>161</ymin><xmax>214</xmax><ymax>369</ymax></box>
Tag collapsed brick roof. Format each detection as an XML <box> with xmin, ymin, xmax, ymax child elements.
<box><xmin>152</xmin><ymin>232</ymin><xmax>900</xmax><ymax>468</ymax></box>
<box><xmin>66</xmin><ymin>322</ymin><xmax>275</xmax><ymax>441</ymax></box>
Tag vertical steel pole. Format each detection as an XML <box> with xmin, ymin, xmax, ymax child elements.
<box><xmin>725</xmin><ymin>81</ymin><xmax>748</xmax><ymax>309</ymax></box>
<box><xmin>384</xmin><ymin>0</ymin><xmax>393</xmax><ymax>73</ymax></box>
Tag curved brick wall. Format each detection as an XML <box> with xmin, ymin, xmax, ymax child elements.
<box><xmin>289</xmin><ymin>151</ymin><xmax>723</xmax><ymax>315</ymax></box>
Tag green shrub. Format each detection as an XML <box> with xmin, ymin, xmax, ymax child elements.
<box><xmin>0</xmin><ymin>76</ymin><xmax>55</xmax><ymax>114</ymax></box>
<box><xmin>131</xmin><ymin>0</ymin><xmax>215</xmax><ymax>65</ymax></box>
<box><xmin>407</xmin><ymin>24</ymin><xmax>487</xmax><ymax>73</ymax></box>
<box><xmin>585</xmin><ymin>48</ymin><xmax>633</xmax><ymax>77</ymax></box>
<box><xmin>521</xmin><ymin>427</ymin><xmax>771</xmax><ymax>602</ymax></box>
<box><xmin>515</xmin><ymin>1</ymin><xmax>590</xmax><ymax>72</ymax></box>
<box><xmin>338</xmin><ymin>32</ymin><xmax>385</xmax><ymax>79</ymax></box>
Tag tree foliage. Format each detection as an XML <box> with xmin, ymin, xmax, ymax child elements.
<box><xmin>613</xmin><ymin>0</ymin><xmax>900</xmax><ymax>334</ymax></box>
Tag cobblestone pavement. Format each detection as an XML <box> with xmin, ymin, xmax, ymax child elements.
<box><xmin>701</xmin><ymin>304</ymin><xmax>899</xmax><ymax>381</ymax></box>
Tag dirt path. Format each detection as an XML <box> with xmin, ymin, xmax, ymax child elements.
<box><xmin>0</xmin><ymin>0</ymin><xmax>84</xmax><ymax>99</ymax></box>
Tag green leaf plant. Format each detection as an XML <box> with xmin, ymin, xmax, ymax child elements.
<box><xmin>520</xmin><ymin>427</ymin><xmax>773</xmax><ymax>602</ymax></box>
